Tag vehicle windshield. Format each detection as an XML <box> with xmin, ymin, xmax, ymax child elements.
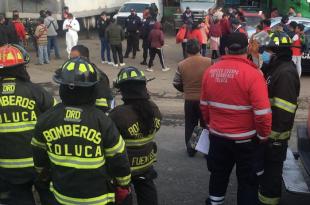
<box><xmin>119</xmin><ymin>3</ymin><xmax>150</xmax><ymax>13</ymax></box>
<box><xmin>182</xmin><ymin>0</ymin><xmax>215</xmax><ymax>2</ymax></box>
<box><xmin>245</xmin><ymin>16</ymin><xmax>262</xmax><ymax>27</ymax></box>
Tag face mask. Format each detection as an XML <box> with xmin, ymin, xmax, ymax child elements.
<box><xmin>262</xmin><ymin>51</ymin><xmax>272</xmax><ymax>64</ymax></box>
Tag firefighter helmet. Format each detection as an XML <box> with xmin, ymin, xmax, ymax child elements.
<box><xmin>267</xmin><ymin>31</ymin><xmax>292</xmax><ymax>48</ymax></box>
<box><xmin>115</xmin><ymin>66</ymin><xmax>146</xmax><ymax>87</ymax></box>
<box><xmin>12</xmin><ymin>44</ymin><xmax>30</xmax><ymax>64</ymax></box>
<box><xmin>0</xmin><ymin>44</ymin><xmax>29</xmax><ymax>69</ymax></box>
<box><xmin>53</xmin><ymin>57</ymin><xmax>99</xmax><ymax>87</ymax></box>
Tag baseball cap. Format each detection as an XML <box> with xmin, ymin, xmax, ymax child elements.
<box><xmin>226</xmin><ymin>33</ymin><xmax>248</xmax><ymax>52</ymax></box>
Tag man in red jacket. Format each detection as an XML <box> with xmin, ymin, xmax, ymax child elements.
<box><xmin>201</xmin><ymin>33</ymin><xmax>272</xmax><ymax>205</ymax></box>
<box><xmin>11</xmin><ymin>12</ymin><xmax>26</xmax><ymax>45</ymax></box>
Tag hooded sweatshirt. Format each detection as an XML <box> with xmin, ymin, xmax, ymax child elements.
<box><xmin>148</xmin><ymin>22</ymin><xmax>164</xmax><ymax>48</ymax></box>
<box><xmin>44</xmin><ymin>16</ymin><xmax>59</xmax><ymax>36</ymax></box>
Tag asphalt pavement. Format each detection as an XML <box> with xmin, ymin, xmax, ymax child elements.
<box><xmin>154</xmin><ymin>125</ymin><xmax>310</xmax><ymax>205</ymax></box>
<box><xmin>26</xmin><ymin>32</ymin><xmax>310</xmax><ymax>205</ymax></box>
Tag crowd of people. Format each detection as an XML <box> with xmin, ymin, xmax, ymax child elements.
<box><xmin>175</xmin><ymin>6</ymin><xmax>307</xmax><ymax>78</ymax></box>
<box><xmin>98</xmin><ymin>8</ymin><xmax>170</xmax><ymax>72</ymax></box>
<box><xmin>0</xmin><ymin>4</ymin><xmax>306</xmax><ymax>205</ymax></box>
<box><xmin>172</xmin><ymin>6</ymin><xmax>302</xmax><ymax>205</ymax></box>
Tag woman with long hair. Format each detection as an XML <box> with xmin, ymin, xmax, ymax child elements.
<box><xmin>109</xmin><ymin>66</ymin><xmax>162</xmax><ymax>205</ymax></box>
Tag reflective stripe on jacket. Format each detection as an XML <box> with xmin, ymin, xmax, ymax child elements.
<box><xmin>0</xmin><ymin>77</ymin><xmax>55</xmax><ymax>183</ymax></box>
<box><xmin>32</xmin><ymin>103</ymin><xmax>131</xmax><ymax>203</ymax></box>
<box><xmin>200</xmin><ymin>55</ymin><xmax>272</xmax><ymax>140</ymax></box>
<box><xmin>264</xmin><ymin>59</ymin><xmax>300</xmax><ymax>140</ymax></box>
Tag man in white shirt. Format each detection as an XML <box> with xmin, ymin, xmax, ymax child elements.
<box><xmin>63</xmin><ymin>13</ymin><xmax>80</xmax><ymax>58</ymax></box>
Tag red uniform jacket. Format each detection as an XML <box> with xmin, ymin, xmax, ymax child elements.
<box><xmin>12</xmin><ymin>20</ymin><xmax>26</xmax><ymax>41</ymax></box>
<box><xmin>200</xmin><ymin>55</ymin><xmax>272</xmax><ymax>140</ymax></box>
<box><xmin>188</xmin><ymin>29</ymin><xmax>203</xmax><ymax>45</ymax></box>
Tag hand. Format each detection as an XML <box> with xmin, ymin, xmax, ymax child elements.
<box><xmin>115</xmin><ymin>187</ymin><xmax>131</xmax><ymax>204</ymax></box>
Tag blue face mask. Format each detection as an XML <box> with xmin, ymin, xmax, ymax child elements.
<box><xmin>262</xmin><ymin>51</ymin><xmax>272</xmax><ymax>64</ymax></box>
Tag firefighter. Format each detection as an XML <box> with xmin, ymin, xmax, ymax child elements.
<box><xmin>124</xmin><ymin>9</ymin><xmax>142</xmax><ymax>59</ymax></box>
<box><xmin>31</xmin><ymin>57</ymin><xmax>132</xmax><ymax>205</ymax></box>
<box><xmin>259</xmin><ymin>31</ymin><xmax>300</xmax><ymax>205</ymax></box>
<box><xmin>69</xmin><ymin>45</ymin><xmax>114</xmax><ymax>113</ymax></box>
<box><xmin>200</xmin><ymin>33</ymin><xmax>272</xmax><ymax>205</ymax></box>
<box><xmin>0</xmin><ymin>44</ymin><xmax>56</xmax><ymax>205</ymax></box>
<box><xmin>109</xmin><ymin>67</ymin><xmax>162</xmax><ymax>205</ymax></box>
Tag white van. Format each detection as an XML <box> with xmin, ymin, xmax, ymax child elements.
<box><xmin>113</xmin><ymin>0</ymin><xmax>163</xmax><ymax>27</ymax></box>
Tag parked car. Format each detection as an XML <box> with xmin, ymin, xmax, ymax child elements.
<box><xmin>113</xmin><ymin>0</ymin><xmax>163</xmax><ymax>28</ymax></box>
<box><xmin>244</xmin><ymin>11</ymin><xmax>264</xmax><ymax>37</ymax></box>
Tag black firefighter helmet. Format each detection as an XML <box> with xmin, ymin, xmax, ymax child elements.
<box><xmin>53</xmin><ymin>57</ymin><xmax>99</xmax><ymax>87</ymax></box>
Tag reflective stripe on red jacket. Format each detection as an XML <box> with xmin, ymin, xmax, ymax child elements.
<box><xmin>200</xmin><ymin>55</ymin><xmax>272</xmax><ymax>140</ymax></box>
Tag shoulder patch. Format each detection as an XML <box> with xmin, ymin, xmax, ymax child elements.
<box><xmin>2</xmin><ymin>82</ymin><xmax>16</xmax><ymax>94</ymax></box>
<box><xmin>64</xmin><ymin>107</ymin><xmax>83</xmax><ymax>123</ymax></box>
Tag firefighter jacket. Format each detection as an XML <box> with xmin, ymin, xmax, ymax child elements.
<box><xmin>95</xmin><ymin>68</ymin><xmax>114</xmax><ymax>113</ymax></box>
<box><xmin>200</xmin><ymin>55</ymin><xmax>272</xmax><ymax>141</ymax></box>
<box><xmin>263</xmin><ymin>57</ymin><xmax>300</xmax><ymax>141</ymax></box>
<box><xmin>0</xmin><ymin>77</ymin><xmax>55</xmax><ymax>184</ymax></box>
<box><xmin>109</xmin><ymin>101</ymin><xmax>162</xmax><ymax>176</ymax></box>
<box><xmin>32</xmin><ymin>103</ymin><xmax>131</xmax><ymax>205</ymax></box>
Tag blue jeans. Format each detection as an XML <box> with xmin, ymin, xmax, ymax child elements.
<box><xmin>47</xmin><ymin>36</ymin><xmax>60</xmax><ymax>59</ymax></box>
<box><xmin>100</xmin><ymin>37</ymin><xmax>111</xmax><ymax>62</ymax></box>
<box><xmin>38</xmin><ymin>45</ymin><xmax>49</xmax><ymax>64</ymax></box>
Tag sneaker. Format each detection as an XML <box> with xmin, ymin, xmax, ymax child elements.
<box><xmin>44</xmin><ymin>61</ymin><xmax>50</xmax><ymax>64</ymax></box>
<box><xmin>119</xmin><ymin>63</ymin><xmax>126</xmax><ymax>67</ymax></box>
<box><xmin>113</xmin><ymin>63</ymin><xmax>119</xmax><ymax>67</ymax></box>
<box><xmin>162</xmin><ymin>67</ymin><xmax>170</xmax><ymax>72</ymax></box>
<box><xmin>101</xmin><ymin>61</ymin><xmax>107</xmax><ymax>64</ymax></box>
<box><xmin>146</xmin><ymin>68</ymin><xmax>154</xmax><ymax>72</ymax></box>
<box><xmin>140</xmin><ymin>61</ymin><xmax>147</xmax><ymax>65</ymax></box>
<box><xmin>107</xmin><ymin>61</ymin><xmax>114</xmax><ymax>65</ymax></box>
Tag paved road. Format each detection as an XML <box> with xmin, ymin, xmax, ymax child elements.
<box><xmin>25</xmin><ymin>33</ymin><xmax>310</xmax><ymax>205</ymax></box>
<box><xmin>155</xmin><ymin>126</ymin><xmax>310</xmax><ymax>205</ymax></box>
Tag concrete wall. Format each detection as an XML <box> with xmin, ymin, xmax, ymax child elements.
<box><xmin>0</xmin><ymin>0</ymin><xmax>5</xmax><ymax>14</ymax></box>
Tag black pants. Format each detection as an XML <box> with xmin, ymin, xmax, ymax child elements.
<box><xmin>259</xmin><ymin>140</ymin><xmax>288</xmax><ymax>205</ymax></box>
<box><xmin>0</xmin><ymin>180</ymin><xmax>55</xmax><ymax>205</ymax></box>
<box><xmin>125</xmin><ymin>32</ymin><xmax>139</xmax><ymax>57</ymax></box>
<box><xmin>184</xmin><ymin>100</ymin><xmax>204</xmax><ymax>145</ymax></box>
<box><xmin>111</xmin><ymin>44</ymin><xmax>123</xmax><ymax>64</ymax></box>
<box><xmin>142</xmin><ymin>40</ymin><xmax>150</xmax><ymax>63</ymax></box>
<box><xmin>201</xmin><ymin>44</ymin><xmax>207</xmax><ymax>57</ymax></box>
<box><xmin>211</xmin><ymin>50</ymin><xmax>219</xmax><ymax>60</ymax></box>
<box><xmin>219</xmin><ymin>35</ymin><xmax>228</xmax><ymax>56</ymax></box>
<box><xmin>132</xmin><ymin>169</ymin><xmax>158</xmax><ymax>205</ymax></box>
<box><xmin>182</xmin><ymin>42</ymin><xmax>187</xmax><ymax>59</ymax></box>
<box><xmin>148</xmin><ymin>48</ymin><xmax>165</xmax><ymax>69</ymax></box>
<box><xmin>207</xmin><ymin>134</ymin><xmax>259</xmax><ymax>205</ymax></box>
